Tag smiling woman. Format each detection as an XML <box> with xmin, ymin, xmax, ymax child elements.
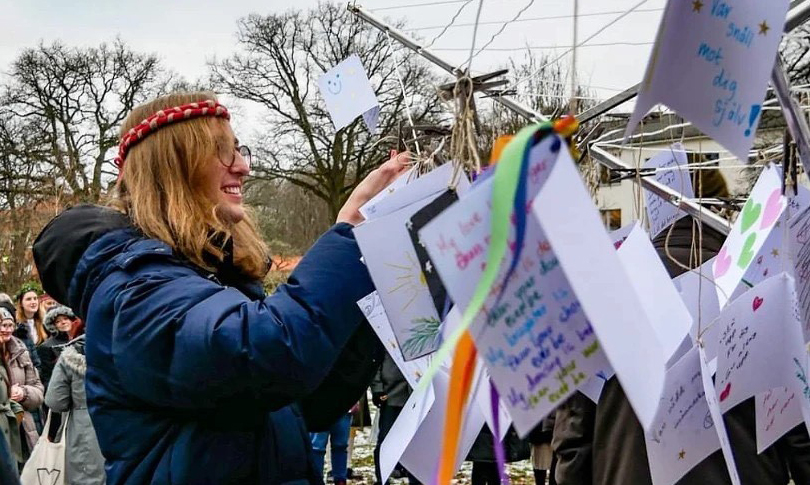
<box><xmin>32</xmin><ymin>90</ymin><xmax>410</xmax><ymax>485</ymax></box>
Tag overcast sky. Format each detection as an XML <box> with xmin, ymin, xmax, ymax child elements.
<box><xmin>0</xmin><ymin>0</ymin><xmax>667</xmax><ymax>121</ymax></box>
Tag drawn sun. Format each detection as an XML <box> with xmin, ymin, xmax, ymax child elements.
<box><xmin>386</xmin><ymin>251</ymin><xmax>427</xmax><ymax>311</ymax></box>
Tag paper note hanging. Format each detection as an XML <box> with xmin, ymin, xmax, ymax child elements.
<box><xmin>712</xmin><ymin>165</ymin><xmax>787</xmax><ymax>308</ymax></box>
<box><xmin>643</xmin><ymin>144</ymin><xmax>695</xmax><ymax>238</ymax></box>
<box><xmin>357</xmin><ymin>292</ymin><xmax>430</xmax><ymax>387</ymax></box>
<box><xmin>627</xmin><ymin>0</ymin><xmax>789</xmax><ymax>161</ymax></box>
<box><xmin>645</xmin><ymin>346</ymin><xmax>721</xmax><ymax>485</ymax></box>
<box><xmin>713</xmin><ymin>273</ymin><xmax>807</xmax><ymax>414</ymax></box>
<box><xmin>616</xmin><ymin>224</ymin><xmax>694</xmax><ymax>362</ymax></box>
<box><xmin>754</xmin><ymin>387</ymin><xmax>804</xmax><ymax>454</ymax></box>
<box><xmin>318</xmin><ymin>54</ymin><xmax>380</xmax><ymax>132</ymax></box>
<box><xmin>699</xmin><ymin>345</ymin><xmax>742</xmax><ymax>485</ymax></box>
<box><xmin>534</xmin><ymin>142</ymin><xmax>667</xmax><ymax>431</ymax></box>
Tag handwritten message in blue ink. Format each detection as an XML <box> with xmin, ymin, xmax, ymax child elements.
<box><xmin>627</xmin><ymin>0</ymin><xmax>789</xmax><ymax>162</ymax></box>
<box><xmin>419</xmin><ymin>136</ymin><xmax>610</xmax><ymax>436</ymax></box>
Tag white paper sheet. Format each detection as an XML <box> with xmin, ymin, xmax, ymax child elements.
<box><xmin>754</xmin><ymin>387</ymin><xmax>804</xmax><ymax>454</ymax></box>
<box><xmin>534</xmin><ymin>138</ymin><xmax>667</xmax><ymax>431</ymax></box>
<box><xmin>399</xmin><ymin>369</ymin><xmax>486</xmax><ymax>483</ymax></box>
<box><xmin>318</xmin><ymin>54</ymin><xmax>379</xmax><ymax>131</ymax></box>
<box><xmin>643</xmin><ymin>144</ymin><xmax>695</xmax><ymax>238</ymax></box>
<box><xmin>714</xmin><ymin>274</ymin><xmax>807</xmax><ymax>414</ymax></box>
<box><xmin>699</xmin><ymin>345</ymin><xmax>742</xmax><ymax>485</ymax></box>
<box><xmin>378</xmin><ymin>381</ymin><xmax>436</xmax><ymax>483</ymax></box>
<box><xmin>617</xmin><ymin>224</ymin><xmax>694</xmax><ymax>361</ymax></box>
<box><xmin>712</xmin><ymin>166</ymin><xmax>787</xmax><ymax>308</ymax></box>
<box><xmin>627</xmin><ymin>0</ymin><xmax>789</xmax><ymax>162</ymax></box>
<box><xmin>358</xmin><ymin>291</ymin><xmax>430</xmax><ymax>387</ymax></box>
<box><xmin>646</xmin><ymin>346</ymin><xmax>721</xmax><ymax>485</ymax></box>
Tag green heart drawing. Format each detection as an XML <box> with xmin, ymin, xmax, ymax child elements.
<box><xmin>737</xmin><ymin>232</ymin><xmax>757</xmax><ymax>269</ymax></box>
<box><xmin>740</xmin><ymin>199</ymin><xmax>762</xmax><ymax>234</ymax></box>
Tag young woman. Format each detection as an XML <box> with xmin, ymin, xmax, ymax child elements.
<box><xmin>14</xmin><ymin>286</ymin><xmax>47</xmax><ymax>346</ymax></box>
<box><xmin>45</xmin><ymin>326</ymin><xmax>105</xmax><ymax>484</ymax></box>
<box><xmin>0</xmin><ymin>306</ymin><xmax>43</xmax><ymax>458</ymax></box>
<box><xmin>36</xmin><ymin>305</ymin><xmax>75</xmax><ymax>389</ymax></box>
<box><xmin>33</xmin><ymin>92</ymin><xmax>408</xmax><ymax>484</ymax></box>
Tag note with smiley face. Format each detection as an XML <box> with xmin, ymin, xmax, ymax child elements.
<box><xmin>318</xmin><ymin>54</ymin><xmax>380</xmax><ymax>132</ymax></box>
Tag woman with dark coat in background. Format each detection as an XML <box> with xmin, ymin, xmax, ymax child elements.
<box><xmin>36</xmin><ymin>305</ymin><xmax>74</xmax><ymax>389</ymax></box>
<box><xmin>33</xmin><ymin>91</ymin><xmax>407</xmax><ymax>485</ymax></box>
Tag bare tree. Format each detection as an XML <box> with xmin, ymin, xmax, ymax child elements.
<box><xmin>210</xmin><ymin>3</ymin><xmax>443</xmax><ymax>219</ymax></box>
<box><xmin>0</xmin><ymin>40</ymin><xmax>171</xmax><ymax>202</ymax></box>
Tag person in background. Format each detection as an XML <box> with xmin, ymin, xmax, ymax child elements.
<box><xmin>466</xmin><ymin>424</ymin><xmax>531</xmax><ymax>485</ymax></box>
<box><xmin>45</xmin><ymin>321</ymin><xmax>105</xmax><ymax>484</ymax></box>
<box><xmin>371</xmin><ymin>353</ymin><xmax>420</xmax><ymax>484</ymax></box>
<box><xmin>38</xmin><ymin>294</ymin><xmax>56</xmax><ymax>314</ymax></box>
<box><xmin>310</xmin><ymin>411</ymin><xmax>353</xmax><ymax>485</ymax></box>
<box><xmin>0</xmin><ymin>309</ymin><xmax>23</xmax><ymax>471</ymax></box>
<box><xmin>529</xmin><ymin>415</ymin><xmax>556</xmax><ymax>485</ymax></box>
<box><xmin>36</xmin><ymin>305</ymin><xmax>75</xmax><ymax>389</ymax></box>
<box><xmin>0</xmin><ymin>294</ymin><xmax>15</xmax><ymax>321</ymax></box>
<box><xmin>0</xmin><ymin>418</ymin><xmax>19</xmax><ymax>485</ymax></box>
<box><xmin>14</xmin><ymin>284</ymin><xmax>48</xmax><ymax>346</ymax></box>
<box><xmin>0</xmin><ymin>305</ymin><xmax>43</xmax><ymax>461</ymax></box>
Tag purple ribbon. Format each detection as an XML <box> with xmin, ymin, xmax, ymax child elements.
<box><xmin>490</xmin><ymin>381</ymin><xmax>509</xmax><ymax>484</ymax></box>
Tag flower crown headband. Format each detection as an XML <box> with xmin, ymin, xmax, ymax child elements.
<box><xmin>114</xmin><ymin>100</ymin><xmax>230</xmax><ymax>179</ymax></box>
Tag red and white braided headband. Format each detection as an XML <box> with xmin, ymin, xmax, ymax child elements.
<box><xmin>114</xmin><ymin>100</ymin><xmax>230</xmax><ymax>177</ymax></box>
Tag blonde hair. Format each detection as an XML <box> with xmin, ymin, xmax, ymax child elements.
<box><xmin>15</xmin><ymin>291</ymin><xmax>47</xmax><ymax>343</ymax></box>
<box><xmin>112</xmin><ymin>92</ymin><xmax>269</xmax><ymax>279</ymax></box>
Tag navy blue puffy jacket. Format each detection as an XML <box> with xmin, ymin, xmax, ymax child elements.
<box><xmin>33</xmin><ymin>206</ymin><xmax>379</xmax><ymax>484</ymax></box>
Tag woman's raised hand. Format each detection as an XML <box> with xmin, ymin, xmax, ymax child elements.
<box><xmin>336</xmin><ymin>151</ymin><xmax>411</xmax><ymax>226</ymax></box>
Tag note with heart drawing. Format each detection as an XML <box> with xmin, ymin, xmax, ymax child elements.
<box><xmin>712</xmin><ymin>166</ymin><xmax>786</xmax><ymax>308</ymax></box>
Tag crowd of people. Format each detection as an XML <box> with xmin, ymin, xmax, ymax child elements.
<box><xmin>0</xmin><ymin>285</ymin><xmax>105</xmax><ymax>484</ymax></box>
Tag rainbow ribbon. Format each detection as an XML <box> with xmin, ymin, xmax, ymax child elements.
<box><xmin>431</xmin><ymin>117</ymin><xmax>579</xmax><ymax>485</ymax></box>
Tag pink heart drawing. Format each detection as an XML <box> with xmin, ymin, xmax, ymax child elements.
<box><xmin>760</xmin><ymin>189</ymin><xmax>783</xmax><ymax>230</ymax></box>
<box><xmin>753</xmin><ymin>296</ymin><xmax>764</xmax><ymax>311</ymax></box>
<box><xmin>719</xmin><ymin>382</ymin><xmax>731</xmax><ymax>402</ymax></box>
<box><xmin>714</xmin><ymin>247</ymin><xmax>732</xmax><ymax>278</ymax></box>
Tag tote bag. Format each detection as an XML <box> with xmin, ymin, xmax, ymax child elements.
<box><xmin>20</xmin><ymin>411</ymin><xmax>67</xmax><ymax>485</ymax></box>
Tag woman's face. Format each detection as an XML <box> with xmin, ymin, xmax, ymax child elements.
<box><xmin>0</xmin><ymin>320</ymin><xmax>13</xmax><ymax>343</ymax></box>
<box><xmin>21</xmin><ymin>292</ymin><xmax>38</xmax><ymax>316</ymax></box>
<box><xmin>54</xmin><ymin>315</ymin><xmax>73</xmax><ymax>333</ymax></box>
<box><xmin>41</xmin><ymin>299</ymin><xmax>56</xmax><ymax>312</ymax></box>
<box><xmin>206</xmin><ymin>123</ymin><xmax>250</xmax><ymax>224</ymax></box>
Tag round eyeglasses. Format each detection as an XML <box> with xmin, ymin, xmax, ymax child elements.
<box><xmin>219</xmin><ymin>144</ymin><xmax>252</xmax><ymax>169</ymax></box>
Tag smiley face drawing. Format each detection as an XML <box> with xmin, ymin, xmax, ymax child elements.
<box><xmin>326</xmin><ymin>73</ymin><xmax>342</xmax><ymax>95</ymax></box>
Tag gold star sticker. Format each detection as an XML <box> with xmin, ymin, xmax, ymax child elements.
<box><xmin>678</xmin><ymin>449</ymin><xmax>686</xmax><ymax>460</ymax></box>
<box><xmin>772</xmin><ymin>249</ymin><xmax>779</xmax><ymax>257</ymax></box>
<box><xmin>692</xmin><ymin>0</ymin><xmax>704</xmax><ymax>12</ymax></box>
<box><xmin>759</xmin><ymin>21</ymin><xmax>770</xmax><ymax>35</ymax></box>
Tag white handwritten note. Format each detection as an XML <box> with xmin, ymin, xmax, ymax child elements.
<box><xmin>419</xmin><ymin>135</ymin><xmax>610</xmax><ymax>436</ymax></box>
<box><xmin>644</xmin><ymin>145</ymin><xmax>695</xmax><ymax>238</ymax></box>
<box><xmin>714</xmin><ymin>273</ymin><xmax>807</xmax><ymax>414</ymax></box>
<box><xmin>318</xmin><ymin>54</ymin><xmax>380</xmax><ymax>131</ymax></box>
<box><xmin>358</xmin><ymin>292</ymin><xmax>430</xmax><ymax>387</ymax></box>
<box><xmin>617</xmin><ymin>224</ymin><xmax>694</xmax><ymax>361</ymax></box>
<box><xmin>359</xmin><ymin>166</ymin><xmax>417</xmax><ymax>221</ymax></box>
<box><xmin>712</xmin><ymin>166</ymin><xmax>786</xmax><ymax>308</ymax></box>
<box><xmin>627</xmin><ymin>0</ymin><xmax>789</xmax><ymax>161</ymax></box>
<box><xmin>755</xmin><ymin>387</ymin><xmax>804</xmax><ymax>453</ymax></box>
<box><xmin>534</xmin><ymin>138</ymin><xmax>667</xmax><ymax>431</ymax></box>
<box><xmin>646</xmin><ymin>346</ymin><xmax>720</xmax><ymax>485</ymax></box>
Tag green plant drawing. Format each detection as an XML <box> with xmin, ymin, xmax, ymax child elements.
<box><xmin>400</xmin><ymin>316</ymin><xmax>442</xmax><ymax>357</ymax></box>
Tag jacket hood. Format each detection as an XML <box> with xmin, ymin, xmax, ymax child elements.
<box><xmin>60</xmin><ymin>337</ymin><xmax>87</xmax><ymax>376</ymax></box>
<box><xmin>33</xmin><ymin>204</ymin><xmax>132</xmax><ymax>312</ymax></box>
<box><xmin>43</xmin><ymin>305</ymin><xmax>75</xmax><ymax>334</ymax></box>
